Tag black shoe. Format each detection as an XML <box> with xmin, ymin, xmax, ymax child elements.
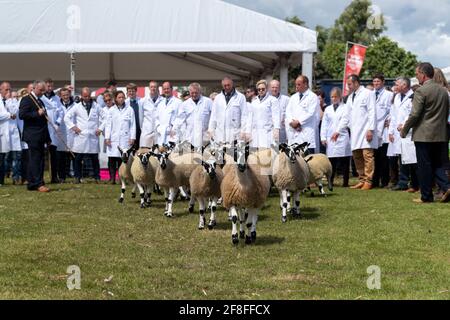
<box><xmin>391</xmin><ymin>185</ymin><xmax>407</xmax><ymax>191</ymax></box>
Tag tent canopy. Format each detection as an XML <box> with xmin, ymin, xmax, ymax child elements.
<box><xmin>0</xmin><ymin>0</ymin><xmax>317</xmax><ymax>92</ymax></box>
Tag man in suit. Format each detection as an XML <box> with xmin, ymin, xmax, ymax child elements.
<box><xmin>126</xmin><ymin>83</ymin><xmax>141</xmax><ymax>149</ymax></box>
<box><xmin>401</xmin><ymin>63</ymin><xmax>450</xmax><ymax>203</ymax></box>
<box><xmin>18</xmin><ymin>80</ymin><xmax>51</xmax><ymax>192</ymax></box>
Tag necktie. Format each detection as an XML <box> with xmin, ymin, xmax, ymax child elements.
<box><xmin>131</xmin><ymin>99</ymin><xmax>140</xmax><ymax>128</ymax></box>
<box><xmin>166</xmin><ymin>97</ymin><xmax>170</xmax><ymax>105</ymax></box>
<box><xmin>2</xmin><ymin>98</ymin><xmax>6</xmax><ymax>106</ymax></box>
<box><xmin>84</xmin><ymin>102</ymin><xmax>91</xmax><ymax>116</ymax></box>
<box><xmin>333</xmin><ymin>104</ymin><xmax>339</xmax><ymax>112</ymax></box>
<box><xmin>376</xmin><ymin>90</ymin><xmax>380</xmax><ymax>101</ymax></box>
<box><xmin>299</xmin><ymin>93</ymin><xmax>304</xmax><ymax>101</ymax></box>
<box><xmin>152</xmin><ymin>96</ymin><xmax>157</xmax><ymax>104</ymax></box>
<box><xmin>352</xmin><ymin>92</ymin><xmax>356</xmax><ymax>103</ymax></box>
<box><xmin>400</xmin><ymin>94</ymin><xmax>405</xmax><ymax>102</ymax></box>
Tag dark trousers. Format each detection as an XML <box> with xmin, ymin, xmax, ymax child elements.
<box><xmin>108</xmin><ymin>157</ymin><xmax>122</xmax><ymax>182</ymax></box>
<box><xmin>330</xmin><ymin>156</ymin><xmax>351</xmax><ymax>187</ymax></box>
<box><xmin>49</xmin><ymin>145</ymin><xmax>58</xmax><ymax>182</ymax></box>
<box><xmin>7</xmin><ymin>151</ymin><xmax>22</xmax><ymax>182</ymax></box>
<box><xmin>134</xmin><ymin>128</ymin><xmax>141</xmax><ymax>150</ymax></box>
<box><xmin>26</xmin><ymin>142</ymin><xmax>46</xmax><ymax>190</ymax></box>
<box><xmin>0</xmin><ymin>153</ymin><xmax>5</xmax><ymax>185</ymax></box>
<box><xmin>21</xmin><ymin>149</ymin><xmax>29</xmax><ymax>182</ymax></box>
<box><xmin>398</xmin><ymin>160</ymin><xmax>419</xmax><ymax>190</ymax></box>
<box><xmin>373</xmin><ymin>143</ymin><xmax>390</xmax><ymax>187</ymax></box>
<box><xmin>415</xmin><ymin>142</ymin><xmax>450</xmax><ymax>202</ymax></box>
<box><xmin>56</xmin><ymin>151</ymin><xmax>67</xmax><ymax>181</ymax></box>
<box><xmin>389</xmin><ymin>156</ymin><xmax>399</xmax><ymax>186</ymax></box>
<box><xmin>74</xmin><ymin>153</ymin><xmax>100</xmax><ymax>180</ymax></box>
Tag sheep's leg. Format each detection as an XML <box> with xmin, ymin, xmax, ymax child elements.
<box><xmin>188</xmin><ymin>195</ymin><xmax>196</xmax><ymax>213</ymax></box>
<box><xmin>239</xmin><ymin>209</ymin><xmax>247</xmax><ymax>239</ymax></box>
<box><xmin>251</xmin><ymin>209</ymin><xmax>258</xmax><ymax>243</ymax></box>
<box><xmin>286</xmin><ymin>191</ymin><xmax>292</xmax><ymax>211</ymax></box>
<box><xmin>292</xmin><ymin>191</ymin><xmax>301</xmax><ymax>218</ymax></box>
<box><xmin>208</xmin><ymin>197</ymin><xmax>218</xmax><ymax>230</ymax></box>
<box><xmin>317</xmin><ymin>180</ymin><xmax>326</xmax><ymax>196</ymax></box>
<box><xmin>245</xmin><ymin>208</ymin><xmax>258</xmax><ymax>244</ymax></box>
<box><xmin>207</xmin><ymin>198</ymin><xmax>212</xmax><ymax>211</ymax></box>
<box><xmin>179</xmin><ymin>186</ymin><xmax>189</xmax><ymax>201</ymax></box>
<box><xmin>137</xmin><ymin>184</ymin><xmax>146</xmax><ymax>209</ymax></box>
<box><xmin>166</xmin><ymin>188</ymin><xmax>176</xmax><ymax>218</ymax></box>
<box><xmin>164</xmin><ymin>188</ymin><xmax>170</xmax><ymax>215</ymax></box>
<box><xmin>281</xmin><ymin>190</ymin><xmax>288</xmax><ymax>223</ymax></box>
<box><xmin>230</xmin><ymin>206</ymin><xmax>239</xmax><ymax>245</ymax></box>
<box><xmin>146</xmin><ymin>185</ymin><xmax>153</xmax><ymax>206</ymax></box>
<box><xmin>198</xmin><ymin>198</ymin><xmax>206</xmax><ymax>230</ymax></box>
<box><xmin>131</xmin><ymin>184</ymin><xmax>137</xmax><ymax>199</ymax></box>
<box><xmin>118</xmin><ymin>177</ymin><xmax>126</xmax><ymax>204</ymax></box>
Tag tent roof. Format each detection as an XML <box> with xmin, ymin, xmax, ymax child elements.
<box><xmin>0</xmin><ymin>0</ymin><xmax>317</xmax><ymax>53</ymax></box>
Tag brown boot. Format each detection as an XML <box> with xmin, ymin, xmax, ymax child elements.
<box><xmin>361</xmin><ymin>183</ymin><xmax>373</xmax><ymax>190</ymax></box>
<box><xmin>350</xmin><ymin>182</ymin><xmax>364</xmax><ymax>189</ymax></box>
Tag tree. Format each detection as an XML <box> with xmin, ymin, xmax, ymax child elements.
<box><xmin>361</xmin><ymin>37</ymin><xmax>418</xmax><ymax>78</ymax></box>
<box><xmin>285</xmin><ymin>16</ymin><xmax>306</xmax><ymax>27</ymax></box>
<box><xmin>329</xmin><ymin>0</ymin><xmax>386</xmax><ymax>46</ymax></box>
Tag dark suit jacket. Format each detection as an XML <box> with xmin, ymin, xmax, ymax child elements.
<box><xmin>19</xmin><ymin>94</ymin><xmax>51</xmax><ymax>145</ymax></box>
<box><xmin>402</xmin><ymin>80</ymin><xmax>450</xmax><ymax>142</ymax></box>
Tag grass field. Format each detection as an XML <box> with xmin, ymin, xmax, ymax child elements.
<box><xmin>0</xmin><ymin>178</ymin><xmax>449</xmax><ymax>300</ymax></box>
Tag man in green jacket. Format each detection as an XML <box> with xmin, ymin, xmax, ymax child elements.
<box><xmin>401</xmin><ymin>62</ymin><xmax>450</xmax><ymax>203</ymax></box>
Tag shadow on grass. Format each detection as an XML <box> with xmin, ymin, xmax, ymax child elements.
<box><xmin>254</xmin><ymin>235</ymin><xmax>285</xmax><ymax>246</ymax></box>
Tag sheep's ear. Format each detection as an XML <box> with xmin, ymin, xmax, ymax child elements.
<box><xmin>279</xmin><ymin>143</ymin><xmax>288</xmax><ymax>152</ymax></box>
<box><xmin>306</xmin><ymin>156</ymin><xmax>313</xmax><ymax>163</ymax></box>
<box><xmin>118</xmin><ymin>146</ymin><xmax>124</xmax><ymax>155</ymax></box>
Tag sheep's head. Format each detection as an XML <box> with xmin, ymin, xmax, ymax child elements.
<box><xmin>292</xmin><ymin>142</ymin><xmax>310</xmax><ymax>157</ymax></box>
<box><xmin>234</xmin><ymin>141</ymin><xmax>250</xmax><ymax>173</ymax></box>
<box><xmin>279</xmin><ymin>143</ymin><xmax>297</xmax><ymax>164</ymax></box>
<box><xmin>138</xmin><ymin>152</ymin><xmax>150</xmax><ymax>169</ymax></box>
<box><xmin>202</xmin><ymin>161</ymin><xmax>217</xmax><ymax>180</ymax></box>
<box><xmin>149</xmin><ymin>152</ymin><xmax>169</xmax><ymax>170</ymax></box>
<box><xmin>118</xmin><ymin>146</ymin><xmax>135</xmax><ymax>164</ymax></box>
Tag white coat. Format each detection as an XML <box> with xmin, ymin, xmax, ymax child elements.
<box><xmin>174</xmin><ymin>96</ymin><xmax>212</xmax><ymax>148</ymax></box>
<box><xmin>394</xmin><ymin>90</ymin><xmax>416</xmax><ymax>162</ymax></box>
<box><xmin>338</xmin><ymin>86</ymin><xmax>378</xmax><ymax>151</ymax></box>
<box><xmin>320</xmin><ymin>103</ymin><xmax>352</xmax><ymax>158</ymax></box>
<box><xmin>247</xmin><ymin>93</ymin><xmax>280</xmax><ymax>148</ymax></box>
<box><xmin>387</xmin><ymin>93</ymin><xmax>405</xmax><ymax>157</ymax></box>
<box><xmin>0</xmin><ymin>98</ymin><xmax>11</xmax><ymax>153</ymax></box>
<box><xmin>273</xmin><ymin>94</ymin><xmax>290</xmax><ymax>144</ymax></box>
<box><xmin>42</xmin><ymin>94</ymin><xmax>62</xmax><ymax>149</ymax></box>
<box><xmin>58</xmin><ymin>99</ymin><xmax>76</xmax><ymax>151</ymax></box>
<box><xmin>285</xmin><ymin>89</ymin><xmax>320</xmax><ymax>148</ymax></box>
<box><xmin>374</xmin><ymin>88</ymin><xmax>394</xmax><ymax>147</ymax></box>
<box><xmin>208</xmin><ymin>90</ymin><xmax>248</xmax><ymax>144</ymax></box>
<box><xmin>64</xmin><ymin>100</ymin><xmax>105</xmax><ymax>154</ymax></box>
<box><xmin>105</xmin><ymin>105</ymin><xmax>136</xmax><ymax>158</ymax></box>
<box><xmin>155</xmin><ymin>96</ymin><xmax>181</xmax><ymax>145</ymax></box>
<box><xmin>139</xmin><ymin>95</ymin><xmax>163</xmax><ymax>148</ymax></box>
<box><xmin>1</xmin><ymin>97</ymin><xmax>21</xmax><ymax>152</ymax></box>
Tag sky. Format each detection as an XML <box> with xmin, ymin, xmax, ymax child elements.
<box><xmin>223</xmin><ymin>0</ymin><xmax>450</xmax><ymax>68</ymax></box>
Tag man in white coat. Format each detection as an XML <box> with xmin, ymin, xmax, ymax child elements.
<box><xmin>156</xmin><ymin>82</ymin><xmax>181</xmax><ymax>146</ymax></box>
<box><xmin>0</xmin><ymin>91</ymin><xmax>12</xmax><ymax>186</ymax></box>
<box><xmin>208</xmin><ymin>77</ymin><xmax>247</xmax><ymax>148</ymax></box>
<box><xmin>270</xmin><ymin>80</ymin><xmax>290</xmax><ymax>144</ymax></box>
<box><xmin>332</xmin><ymin>74</ymin><xmax>378</xmax><ymax>190</ymax></box>
<box><xmin>321</xmin><ymin>88</ymin><xmax>352</xmax><ymax>187</ymax></box>
<box><xmin>285</xmin><ymin>75</ymin><xmax>320</xmax><ymax>155</ymax></box>
<box><xmin>174</xmin><ymin>83</ymin><xmax>212</xmax><ymax>149</ymax></box>
<box><xmin>64</xmin><ymin>87</ymin><xmax>105</xmax><ymax>184</ymax></box>
<box><xmin>125</xmin><ymin>83</ymin><xmax>141</xmax><ymax>149</ymax></box>
<box><xmin>139</xmin><ymin>81</ymin><xmax>163</xmax><ymax>148</ymax></box>
<box><xmin>57</xmin><ymin>87</ymin><xmax>76</xmax><ymax>182</ymax></box>
<box><xmin>1</xmin><ymin>82</ymin><xmax>21</xmax><ymax>185</ymax></box>
<box><xmin>247</xmin><ymin>80</ymin><xmax>280</xmax><ymax>149</ymax></box>
<box><xmin>372</xmin><ymin>74</ymin><xmax>394</xmax><ymax>188</ymax></box>
<box><xmin>390</xmin><ymin>77</ymin><xmax>419</xmax><ymax>192</ymax></box>
<box><xmin>105</xmin><ymin>91</ymin><xmax>136</xmax><ymax>184</ymax></box>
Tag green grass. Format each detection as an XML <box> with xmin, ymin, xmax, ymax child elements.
<box><xmin>0</xmin><ymin>178</ymin><xmax>449</xmax><ymax>300</ymax></box>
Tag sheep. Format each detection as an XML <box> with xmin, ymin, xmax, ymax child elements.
<box><xmin>189</xmin><ymin>160</ymin><xmax>224</xmax><ymax>230</ymax></box>
<box><xmin>130</xmin><ymin>148</ymin><xmax>156</xmax><ymax>209</ymax></box>
<box><xmin>272</xmin><ymin>144</ymin><xmax>310</xmax><ymax>223</ymax></box>
<box><xmin>221</xmin><ymin>141</ymin><xmax>271</xmax><ymax>245</ymax></box>
<box><xmin>150</xmin><ymin>148</ymin><xmax>203</xmax><ymax>218</ymax></box>
<box><xmin>304</xmin><ymin>153</ymin><xmax>333</xmax><ymax>197</ymax></box>
<box><xmin>117</xmin><ymin>146</ymin><xmax>137</xmax><ymax>204</ymax></box>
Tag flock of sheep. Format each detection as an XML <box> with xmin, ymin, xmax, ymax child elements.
<box><xmin>116</xmin><ymin>140</ymin><xmax>333</xmax><ymax>245</ymax></box>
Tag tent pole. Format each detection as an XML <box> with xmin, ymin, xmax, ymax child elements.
<box><xmin>280</xmin><ymin>54</ymin><xmax>289</xmax><ymax>95</ymax></box>
<box><xmin>301</xmin><ymin>52</ymin><xmax>313</xmax><ymax>88</ymax></box>
<box><xmin>70</xmin><ymin>52</ymin><xmax>76</xmax><ymax>95</ymax></box>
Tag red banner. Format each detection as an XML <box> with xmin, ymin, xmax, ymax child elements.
<box><xmin>343</xmin><ymin>43</ymin><xmax>367</xmax><ymax>96</ymax></box>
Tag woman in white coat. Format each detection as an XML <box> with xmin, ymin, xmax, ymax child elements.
<box><xmin>321</xmin><ymin>88</ymin><xmax>352</xmax><ymax>187</ymax></box>
<box><xmin>105</xmin><ymin>91</ymin><xmax>136</xmax><ymax>184</ymax></box>
<box><xmin>0</xmin><ymin>98</ymin><xmax>11</xmax><ymax>185</ymax></box>
<box><xmin>247</xmin><ymin>80</ymin><xmax>280</xmax><ymax>149</ymax></box>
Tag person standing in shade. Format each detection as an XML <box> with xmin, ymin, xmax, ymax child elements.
<box><xmin>332</xmin><ymin>74</ymin><xmax>378</xmax><ymax>190</ymax></box>
<box><xmin>18</xmin><ymin>80</ymin><xmax>51</xmax><ymax>192</ymax></box>
<box><xmin>401</xmin><ymin>63</ymin><xmax>450</xmax><ymax>203</ymax></box>
<box><xmin>372</xmin><ymin>74</ymin><xmax>394</xmax><ymax>188</ymax></box>
<box><xmin>140</xmin><ymin>81</ymin><xmax>163</xmax><ymax>148</ymax></box>
<box><xmin>64</xmin><ymin>87</ymin><xmax>105</xmax><ymax>184</ymax></box>
<box><xmin>156</xmin><ymin>82</ymin><xmax>181</xmax><ymax>146</ymax></box>
<box><xmin>105</xmin><ymin>91</ymin><xmax>136</xmax><ymax>184</ymax></box>
<box><xmin>321</xmin><ymin>88</ymin><xmax>352</xmax><ymax>187</ymax></box>
<box><xmin>57</xmin><ymin>87</ymin><xmax>76</xmax><ymax>182</ymax></box>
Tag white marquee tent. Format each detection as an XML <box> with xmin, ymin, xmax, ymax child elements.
<box><xmin>0</xmin><ymin>0</ymin><xmax>317</xmax><ymax>94</ymax></box>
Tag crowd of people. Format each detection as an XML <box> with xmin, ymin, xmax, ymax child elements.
<box><xmin>0</xmin><ymin>62</ymin><xmax>449</xmax><ymax>203</ymax></box>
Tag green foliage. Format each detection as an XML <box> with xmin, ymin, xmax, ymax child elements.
<box><xmin>285</xmin><ymin>15</ymin><xmax>306</xmax><ymax>27</ymax></box>
<box><xmin>361</xmin><ymin>37</ymin><xmax>418</xmax><ymax>78</ymax></box>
